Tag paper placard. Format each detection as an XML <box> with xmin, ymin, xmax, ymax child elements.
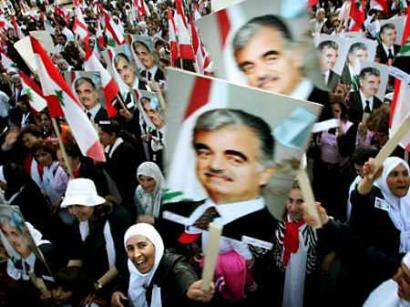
<box><xmin>312</xmin><ymin>119</ymin><xmax>340</xmax><ymax>133</ymax></box>
<box><xmin>14</xmin><ymin>37</ymin><xmax>38</xmax><ymax>73</ymax></box>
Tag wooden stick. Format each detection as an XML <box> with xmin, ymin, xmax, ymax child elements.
<box><xmin>51</xmin><ymin>118</ymin><xmax>74</xmax><ymax>179</ymax></box>
<box><xmin>97</xmin><ymin>266</ymin><xmax>118</xmax><ymax>287</ymax></box>
<box><xmin>116</xmin><ymin>93</ymin><xmax>132</xmax><ymax>116</ymax></box>
<box><xmin>297</xmin><ymin>169</ymin><xmax>322</xmax><ymax>229</ymax></box>
<box><xmin>201</xmin><ymin>222</ymin><xmax>222</xmax><ymax>292</ymax></box>
<box><xmin>375</xmin><ymin>114</ymin><xmax>410</xmax><ymax>164</ymax></box>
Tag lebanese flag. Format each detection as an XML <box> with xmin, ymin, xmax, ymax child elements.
<box><xmin>54</xmin><ymin>6</ymin><xmax>70</xmax><ymax>25</ymax></box>
<box><xmin>103</xmin><ymin>10</ymin><xmax>125</xmax><ymax>45</ymax></box>
<box><xmin>19</xmin><ymin>72</ymin><xmax>47</xmax><ymax>112</ymax></box>
<box><xmin>137</xmin><ymin>0</ymin><xmax>151</xmax><ymax>18</ymax></box>
<box><xmin>10</xmin><ymin>16</ymin><xmax>23</xmax><ymax>39</ymax></box>
<box><xmin>349</xmin><ymin>0</ymin><xmax>365</xmax><ymax>32</ymax></box>
<box><xmin>370</xmin><ymin>0</ymin><xmax>389</xmax><ymax>13</ymax></box>
<box><xmin>72</xmin><ymin>7</ymin><xmax>91</xmax><ymax>41</ymax></box>
<box><xmin>173</xmin><ymin>4</ymin><xmax>195</xmax><ymax>61</ymax></box>
<box><xmin>390</xmin><ymin>79</ymin><xmax>410</xmax><ymax>150</ymax></box>
<box><xmin>30</xmin><ymin>37</ymin><xmax>105</xmax><ymax>162</ymax></box>
<box><xmin>168</xmin><ymin>8</ymin><xmax>178</xmax><ymax>66</ymax></box>
<box><xmin>190</xmin><ymin>17</ymin><xmax>211</xmax><ymax>73</ymax></box>
<box><xmin>0</xmin><ymin>51</ymin><xmax>17</xmax><ymax>71</ymax></box>
<box><xmin>83</xmin><ymin>49</ymin><xmax>118</xmax><ymax>118</ymax></box>
<box><xmin>393</xmin><ymin>6</ymin><xmax>410</xmax><ymax>74</ymax></box>
<box><xmin>308</xmin><ymin>0</ymin><xmax>319</xmax><ymax>7</ymax></box>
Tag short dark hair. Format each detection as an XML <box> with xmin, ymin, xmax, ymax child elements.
<box><xmin>348</xmin><ymin>42</ymin><xmax>367</xmax><ymax>55</ymax></box>
<box><xmin>318</xmin><ymin>40</ymin><xmax>339</xmax><ymax>52</ymax></box>
<box><xmin>74</xmin><ymin>77</ymin><xmax>96</xmax><ymax>91</ymax></box>
<box><xmin>380</xmin><ymin>23</ymin><xmax>396</xmax><ymax>35</ymax></box>
<box><xmin>99</xmin><ymin>119</ymin><xmax>121</xmax><ymax>135</ymax></box>
<box><xmin>232</xmin><ymin>14</ymin><xmax>292</xmax><ymax>56</ymax></box>
<box><xmin>359</xmin><ymin>67</ymin><xmax>380</xmax><ymax>80</ymax></box>
<box><xmin>351</xmin><ymin>146</ymin><xmax>378</xmax><ymax>165</ymax></box>
<box><xmin>193</xmin><ymin>109</ymin><xmax>275</xmax><ymax>166</ymax></box>
<box><xmin>113</xmin><ymin>52</ymin><xmax>131</xmax><ymax>66</ymax></box>
<box><xmin>20</xmin><ymin>124</ymin><xmax>43</xmax><ymax>139</ymax></box>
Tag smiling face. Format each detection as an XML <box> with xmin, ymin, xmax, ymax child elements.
<box><xmin>194</xmin><ymin>125</ymin><xmax>274</xmax><ymax>204</ymax></box>
<box><xmin>235</xmin><ymin>26</ymin><xmax>303</xmax><ymax>95</ymax></box>
<box><xmin>360</xmin><ymin>74</ymin><xmax>380</xmax><ymax>97</ymax></box>
<box><xmin>126</xmin><ymin>234</ymin><xmax>155</xmax><ymax>274</ymax></box>
<box><xmin>67</xmin><ymin>205</ymin><xmax>94</xmax><ymax>222</ymax></box>
<box><xmin>1</xmin><ymin>221</ymin><xmax>31</xmax><ymax>257</ymax></box>
<box><xmin>381</xmin><ymin>27</ymin><xmax>397</xmax><ymax>47</ymax></box>
<box><xmin>115</xmin><ymin>56</ymin><xmax>136</xmax><ymax>87</ymax></box>
<box><xmin>320</xmin><ymin>46</ymin><xmax>338</xmax><ymax>71</ymax></box>
<box><xmin>75</xmin><ymin>80</ymin><xmax>99</xmax><ymax>110</ymax></box>
<box><xmin>386</xmin><ymin>164</ymin><xmax>410</xmax><ymax>198</ymax></box>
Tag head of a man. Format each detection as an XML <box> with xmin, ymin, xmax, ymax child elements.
<box><xmin>233</xmin><ymin>15</ymin><xmax>303</xmax><ymax>95</ymax></box>
<box><xmin>380</xmin><ymin>23</ymin><xmax>397</xmax><ymax>47</ymax></box>
<box><xmin>347</xmin><ymin>42</ymin><xmax>368</xmax><ymax>68</ymax></box>
<box><xmin>359</xmin><ymin>67</ymin><xmax>381</xmax><ymax>98</ymax></box>
<box><xmin>133</xmin><ymin>41</ymin><xmax>156</xmax><ymax>70</ymax></box>
<box><xmin>74</xmin><ymin>77</ymin><xmax>99</xmax><ymax>110</ymax></box>
<box><xmin>318</xmin><ymin>40</ymin><xmax>339</xmax><ymax>72</ymax></box>
<box><xmin>114</xmin><ymin>53</ymin><xmax>136</xmax><ymax>87</ymax></box>
<box><xmin>141</xmin><ymin>96</ymin><xmax>164</xmax><ymax>129</ymax></box>
<box><xmin>192</xmin><ymin>109</ymin><xmax>275</xmax><ymax>204</ymax></box>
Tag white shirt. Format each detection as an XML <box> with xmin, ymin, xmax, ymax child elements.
<box><xmin>290</xmin><ymin>78</ymin><xmax>314</xmax><ymax>101</ymax></box>
<box><xmin>360</xmin><ymin>90</ymin><xmax>375</xmax><ymax>112</ymax></box>
<box><xmin>382</xmin><ymin>42</ymin><xmax>396</xmax><ymax>58</ymax></box>
<box><xmin>364</xmin><ymin>279</ymin><xmax>410</xmax><ymax>307</ymax></box>
<box><xmin>105</xmin><ymin>137</ymin><xmax>124</xmax><ymax>159</ymax></box>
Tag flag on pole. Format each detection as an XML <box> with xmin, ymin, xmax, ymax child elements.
<box><xmin>0</xmin><ymin>51</ymin><xmax>17</xmax><ymax>71</ymax></box>
<box><xmin>190</xmin><ymin>17</ymin><xmax>211</xmax><ymax>73</ymax></box>
<box><xmin>103</xmin><ymin>10</ymin><xmax>125</xmax><ymax>46</ymax></box>
<box><xmin>19</xmin><ymin>72</ymin><xmax>47</xmax><ymax>112</ymax></box>
<box><xmin>349</xmin><ymin>0</ymin><xmax>365</xmax><ymax>31</ymax></box>
<box><xmin>370</xmin><ymin>0</ymin><xmax>389</xmax><ymax>13</ymax></box>
<box><xmin>174</xmin><ymin>1</ymin><xmax>195</xmax><ymax>60</ymax></box>
<box><xmin>30</xmin><ymin>36</ymin><xmax>105</xmax><ymax>162</ymax></box>
<box><xmin>137</xmin><ymin>0</ymin><xmax>151</xmax><ymax>18</ymax></box>
<box><xmin>390</xmin><ymin>79</ymin><xmax>410</xmax><ymax>150</ymax></box>
<box><xmin>72</xmin><ymin>7</ymin><xmax>91</xmax><ymax>41</ymax></box>
<box><xmin>83</xmin><ymin>49</ymin><xmax>118</xmax><ymax>118</ymax></box>
<box><xmin>167</xmin><ymin>8</ymin><xmax>178</xmax><ymax>66</ymax></box>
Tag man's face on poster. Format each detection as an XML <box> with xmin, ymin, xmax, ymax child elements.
<box><xmin>348</xmin><ymin>48</ymin><xmax>368</xmax><ymax>68</ymax></box>
<box><xmin>1</xmin><ymin>221</ymin><xmax>31</xmax><ymax>257</ymax></box>
<box><xmin>320</xmin><ymin>46</ymin><xmax>338</xmax><ymax>71</ymax></box>
<box><xmin>381</xmin><ymin>26</ymin><xmax>397</xmax><ymax>47</ymax></box>
<box><xmin>133</xmin><ymin>42</ymin><xmax>156</xmax><ymax>70</ymax></box>
<box><xmin>115</xmin><ymin>56</ymin><xmax>136</xmax><ymax>87</ymax></box>
<box><xmin>360</xmin><ymin>73</ymin><xmax>381</xmax><ymax>97</ymax></box>
<box><xmin>75</xmin><ymin>80</ymin><xmax>99</xmax><ymax>110</ymax></box>
<box><xmin>193</xmin><ymin>125</ymin><xmax>273</xmax><ymax>204</ymax></box>
<box><xmin>235</xmin><ymin>26</ymin><xmax>303</xmax><ymax>95</ymax></box>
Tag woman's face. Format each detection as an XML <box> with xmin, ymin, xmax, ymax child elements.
<box><xmin>22</xmin><ymin>133</ymin><xmax>41</xmax><ymax>149</ymax></box>
<box><xmin>387</xmin><ymin>164</ymin><xmax>410</xmax><ymax>198</ymax></box>
<box><xmin>126</xmin><ymin>235</ymin><xmax>155</xmax><ymax>274</ymax></box>
<box><xmin>40</xmin><ymin>114</ymin><xmax>52</xmax><ymax>131</ymax></box>
<box><xmin>67</xmin><ymin>205</ymin><xmax>94</xmax><ymax>222</ymax></box>
<box><xmin>138</xmin><ymin>175</ymin><xmax>156</xmax><ymax>193</ymax></box>
<box><xmin>34</xmin><ymin>149</ymin><xmax>53</xmax><ymax>167</ymax></box>
<box><xmin>331</xmin><ymin>103</ymin><xmax>342</xmax><ymax>119</ymax></box>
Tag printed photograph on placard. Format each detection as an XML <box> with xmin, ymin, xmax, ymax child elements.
<box><xmin>377</xmin><ymin>17</ymin><xmax>405</xmax><ymax>65</ymax></box>
<box><xmin>165</xmin><ymin>68</ymin><xmax>322</xmax><ymax>223</ymax></box>
<box><xmin>64</xmin><ymin>71</ymin><xmax>112</xmax><ymax>123</ymax></box>
<box><xmin>198</xmin><ymin>0</ymin><xmax>326</xmax><ymax>96</ymax></box>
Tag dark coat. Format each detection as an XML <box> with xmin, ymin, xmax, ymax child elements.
<box><xmin>327</xmin><ymin>70</ymin><xmax>340</xmax><ymax>91</ymax></box>
<box><xmin>376</xmin><ymin>43</ymin><xmax>401</xmax><ymax>64</ymax></box>
<box><xmin>348</xmin><ymin>91</ymin><xmax>383</xmax><ymax>124</ymax></box>
<box><xmin>93</xmin><ymin>107</ymin><xmax>109</xmax><ymax>123</ymax></box>
<box><xmin>307</xmin><ymin>86</ymin><xmax>332</xmax><ymax>121</ymax></box>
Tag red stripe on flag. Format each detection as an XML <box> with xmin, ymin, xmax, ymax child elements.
<box><xmin>401</xmin><ymin>6</ymin><xmax>410</xmax><ymax>45</ymax></box>
<box><xmin>216</xmin><ymin>10</ymin><xmax>230</xmax><ymax>48</ymax></box>
<box><xmin>183</xmin><ymin>77</ymin><xmax>212</xmax><ymax>120</ymax></box>
<box><xmin>19</xmin><ymin>72</ymin><xmax>45</xmax><ymax>97</ymax></box>
<box><xmin>389</xmin><ymin>78</ymin><xmax>402</xmax><ymax>127</ymax></box>
<box><xmin>104</xmin><ymin>79</ymin><xmax>119</xmax><ymax>118</ymax></box>
<box><xmin>86</xmin><ymin>141</ymin><xmax>106</xmax><ymax>162</ymax></box>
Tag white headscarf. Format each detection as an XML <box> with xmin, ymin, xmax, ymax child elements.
<box><xmin>124</xmin><ymin>223</ymin><xmax>164</xmax><ymax>307</ymax></box>
<box><xmin>135</xmin><ymin>162</ymin><xmax>164</xmax><ymax>218</ymax></box>
<box><xmin>375</xmin><ymin>157</ymin><xmax>410</xmax><ymax>253</ymax></box>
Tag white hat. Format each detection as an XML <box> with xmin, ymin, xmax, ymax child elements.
<box><xmin>61</xmin><ymin>178</ymin><xmax>106</xmax><ymax>208</ymax></box>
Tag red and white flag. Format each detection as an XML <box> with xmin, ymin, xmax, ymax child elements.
<box><xmin>72</xmin><ymin>6</ymin><xmax>91</xmax><ymax>41</ymax></box>
<box><xmin>137</xmin><ymin>0</ymin><xmax>151</xmax><ymax>18</ymax></box>
<box><xmin>19</xmin><ymin>72</ymin><xmax>47</xmax><ymax>112</ymax></box>
<box><xmin>173</xmin><ymin>1</ymin><xmax>195</xmax><ymax>60</ymax></box>
<box><xmin>349</xmin><ymin>0</ymin><xmax>365</xmax><ymax>32</ymax></box>
<box><xmin>83</xmin><ymin>49</ymin><xmax>118</xmax><ymax>118</ymax></box>
<box><xmin>103</xmin><ymin>9</ymin><xmax>125</xmax><ymax>46</ymax></box>
<box><xmin>10</xmin><ymin>16</ymin><xmax>24</xmax><ymax>39</ymax></box>
<box><xmin>31</xmin><ymin>37</ymin><xmax>105</xmax><ymax>162</ymax></box>
<box><xmin>390</xmin><ymin>78</ymin><xmax>410</xmax><ymax>150</ymax></box>
<box><xmin>167</xmin><ymin>8</ymin><xmax>178</xmax><ymax>66</ymax></box>
<box><xmin>190</xmin><ymin>17</ymin><xmax>211</xmax><ymax>73</ymax></box>
<box><xmin>0</xmin><ymin>51</ymin><xmax>16</xmax><ymax>71</ymax></box>
<box><xmin>370</xmin><ymin>0</ymin><xmax>389</xmax><ymax>13</ymax></box>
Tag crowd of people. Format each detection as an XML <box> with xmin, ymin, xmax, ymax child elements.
<box><xmin>0</xmin><ymin>0</ymin><xmax>409</xmax><ymax>306</ymax></box>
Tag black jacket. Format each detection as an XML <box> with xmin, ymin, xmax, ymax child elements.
<box><xmin>348</xmin><ymin>91</ymin><xmax>383</xmax><ymax>124</ymax></box>
<box><xmin>376</xmin><ymin>43</ymin><xmax>401</xmax><ymax>64</ymax></box>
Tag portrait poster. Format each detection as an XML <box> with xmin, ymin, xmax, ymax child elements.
<box><xmin>314</xmin><ymin>33</ymin><xmax>348</xmax><ymax>76</ymax></box>
<box><xmin>198</xmin><ymin>0</ymin><xmax>325</xmax><ymax>91</ymax></box>
<box><xmin>165</xmin><ymin>68</ymin><xmax>322</xmax><ymax>220</ymax></box>
<box><xmin>358</xmin><ymin>61</ymin><xmax>391</xmax><ymax>101</ymax></box>
<box><xmin>379</xmin><ymin>16</ymin><xmax>406</xmax><ymax>45</ymax></box>
<box><xmin>0</xmin><ymin>205</ymin><xmax>53</xmax><ymax>290</ymax></box>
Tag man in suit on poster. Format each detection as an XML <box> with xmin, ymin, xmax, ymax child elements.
<box><xmin>317</xmin><ymin>40</ymin><xmax>341</xmax><ymax>91</ymax></box>
<box><xmin>376</xmin><ymin>23</ymin><xmax>401</xmax><ymax>65</ymax></box>
<box><xmin>158</xmin><ymin>108</ymin><xmax>279</xmax><ymax>305</ymax></box>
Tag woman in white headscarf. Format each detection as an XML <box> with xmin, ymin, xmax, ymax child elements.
<box><xmin>351</xmin><ymin>157</ymin><xmax>410</xmax><ymax>255</ymax></box>
<box><xmin>134</xmin><ymin>162</ymin><xmax>165</xmax><ymax>224</ymax></box>
<box><xmin>111</xmin><ymin>223</ymin><xmax>214</xmax><ymax>307</ymax></box>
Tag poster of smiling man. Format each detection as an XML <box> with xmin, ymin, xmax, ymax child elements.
<box><xmin>164</xmin><ymin>68</ymin><xmax>322</xmax><ymax>226</ymax></box>
<box><xmin>0</xmin><ymin>205</ymin><xmax>55</xmax><ymax>295</ymax></box>
<box><xmin>198</xmin><ymin>0</ymin><xmax>327</xmax><ymax>100</ymax></box>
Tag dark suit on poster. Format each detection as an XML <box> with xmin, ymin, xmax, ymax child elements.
<box><xmin>158</xmin><ymin>200</ymin><xmax>279</xmax><ymax>306</ymax></box>
<box><xmin>348</xmin><ymin>91</ymin><xmax>383</xmax><ymax>124</ymax></box>
<box><xmin>376</xmin><ymin>43</ymin><xmax>401</xmax><ymax>64</ymax></box>
<box><xmin>307</xmin><ymin>86</ymin><xmax>332</xmax><ymax>121</ymax></box>
<box><xmin>327</xmin><ymin>70</ymin><xmax>340</xmax><ymax>91</ymax></box>
<box><xmin>93</xmin><ymin>107</ymin><xmax>108</xmax><ymax>123</ymax></box>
